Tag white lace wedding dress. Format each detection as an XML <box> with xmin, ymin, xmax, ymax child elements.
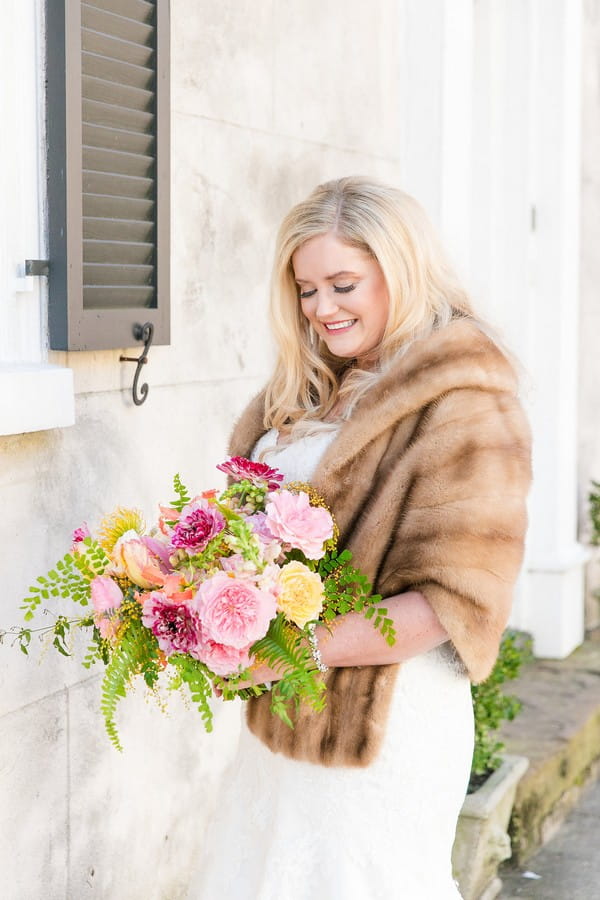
<box><xmin>187</xmin><ymin>430</ymin><xmax>473</xmax><ymax>899</ymax></box>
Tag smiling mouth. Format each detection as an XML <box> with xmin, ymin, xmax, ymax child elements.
<box><xmin>322</xmin><ymin>319</ymin><xmax>357</xmax><ymax>332</ymax></box>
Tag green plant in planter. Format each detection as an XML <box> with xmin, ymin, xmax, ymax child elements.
<box><xmin>469</xmin><ymin>630</ymin><xmax>532</xmax><ymax>792</ymax></box>
<box><xmin>589</xmin><ymin>480</ymin><xmax>600</xmax><ymax>546</ymax></box>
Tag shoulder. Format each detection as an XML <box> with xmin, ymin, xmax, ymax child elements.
<box><xmin>228</xmin><ymin>388</ymin><xmax>268</xmax><ymax>458</ymax></box>
<box><xmin>390</xmin><ymin>317</ymin><xmax>521</xmax><ymax>399</ymax></box>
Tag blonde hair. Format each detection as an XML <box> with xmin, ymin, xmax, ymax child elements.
<box><xmin>264</xmin><ymin>176</ymin><xmax>474</xmax><ymax>435</ymax></box>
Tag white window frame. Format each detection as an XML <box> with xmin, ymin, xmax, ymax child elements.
<box><xmin>0</xmin><ymin>0</ymin><xmax>74</xmax><ymax>436</ymax></box>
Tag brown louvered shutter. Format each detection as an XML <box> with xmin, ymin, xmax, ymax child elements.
<box><xmin>47</xmin><ymin>0</ymin><xmax>170</xmax><ymax>350</ymax></box>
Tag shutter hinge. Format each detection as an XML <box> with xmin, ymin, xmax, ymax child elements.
<box><xmin>25</xmin><ymin>259</ymin><xmax>50</xmax><ymax>276</ymax></box>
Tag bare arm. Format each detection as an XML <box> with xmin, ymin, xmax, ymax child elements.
<box><xmin>241</xmin><ymin>591</ymin><xmax>448</xmax><ymax>687</ymax></box>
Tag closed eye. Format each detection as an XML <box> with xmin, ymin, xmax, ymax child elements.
<box><xmin>298</xmin><ymin>283</ymin><xmax>356</xmax><ymax>300</ymax></box>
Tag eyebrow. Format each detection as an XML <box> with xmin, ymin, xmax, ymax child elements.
<box><xmin>295</xmin><ymin>270</ymin><xmax>360</xmax><ymax>284</ymax></box>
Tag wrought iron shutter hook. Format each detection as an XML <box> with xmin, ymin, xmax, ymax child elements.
<box><xmin>120</xmin><ymin>322</ymin><xmax>154</xmax><ymax>406</ymax></box>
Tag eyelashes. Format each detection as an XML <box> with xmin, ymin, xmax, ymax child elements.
<box><xmin>298</xmin><ymin>284</ymin><xmax>357</xmax><ymax>300</ymax></box>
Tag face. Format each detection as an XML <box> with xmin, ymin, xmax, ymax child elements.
<box><xmin>292</xmin><ymin>232</ymin><xmax>390</xmax><ymax>364</ymax></box>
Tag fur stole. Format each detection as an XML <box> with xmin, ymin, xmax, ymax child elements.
<box><xmin>228</xmin><ymin>319</ymin><xmax>532</xmax><ymax>767</ymax></box>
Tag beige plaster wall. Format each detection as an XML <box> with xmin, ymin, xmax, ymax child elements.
<box><xmin>580</xmin><ymin>0</ymin><xmax>600</xmax><ymax>629</ymax></box>
<box><xmin>1</xmin><ymin>2</ymin><xmax>406</xmax><ymax>896</ymax></box>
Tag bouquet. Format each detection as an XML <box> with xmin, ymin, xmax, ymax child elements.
<box><xmin>7</xmin><ymin>457</ymin><xmax>395</xmax><ymax>750</ymax></box>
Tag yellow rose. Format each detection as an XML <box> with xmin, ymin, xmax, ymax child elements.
<box><xmin>277</xmin><ymin>561</ymin><xmax>324</xmax><ymax>629</ymax></box>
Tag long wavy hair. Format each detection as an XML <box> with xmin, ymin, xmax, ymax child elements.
<box><xmin>264</xmin><ymin>176</ymin><xmax>474</xmax><ymax>435</ymax></box>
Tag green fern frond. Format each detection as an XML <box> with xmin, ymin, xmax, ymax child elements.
<box><xmin>171</xmin><ymin>474</ymin><xmax>192</xmax><ymax>512</ymax></box>
<box><xmin>100</xmin><ymin>619</ymin><xmax>160</xmax><ymax>751</ymax></box>
<box><xmin>169</xmin><ymin>655</ymin><xmax>214</xmax><ymax>732</ymax></box>
<box><xmin>251</xmin><ymin>614</ymin><xmax>327</xmax><ymax>727</ymax></box>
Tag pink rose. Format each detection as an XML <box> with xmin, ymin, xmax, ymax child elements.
<box><xmin>264</xmin><ymin>490</ymin><xmax>334</xmax><ymax>559</ymax></box>
<box><xmin>90</xmin><ymin>576</ymin><xmax>124</xmax><ymax>614</ymax></box>
<box><xmin>194</xmin><ymin>572</ymin><xmax>276</xmax><ymax>648</ymax></box>
<box><xmin>196</xmin><ymin>638</ymin><xmax>253</xmax><ymax>677</ymax></box>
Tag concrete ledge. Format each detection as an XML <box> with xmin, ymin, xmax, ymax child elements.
<box><xmin>498</xmin><ymin>629</ymin><xmax>600</xmax><ymax>863</ymax></box>
<box><xmin>0</xmin><ymin>363</ymin><xmax>75</xmax><ymax>435</ymax></box>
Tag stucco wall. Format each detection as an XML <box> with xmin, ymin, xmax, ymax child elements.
<box><xmin>1</xmin><ymin>2</ymin><xmax>406</xmax><ymax>897</ymax></box>
<box><xmin>580</xmin><ymin>0</ymin><xmax>600</xmax><ymax>628</ymax></box>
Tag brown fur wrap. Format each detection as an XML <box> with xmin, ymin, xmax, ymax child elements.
<box><xmin>228</xmin><ymin>319</ymin><xmax>532</xmax><ymax>767</ymax></box>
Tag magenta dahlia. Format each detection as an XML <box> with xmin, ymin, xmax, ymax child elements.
<box><xmin>170</xmin><ymin>500</ymin><xmax>225</xmax><ymax>552</ymax></box>
<box><xmin>216</xmin><ymin>456</ymin><xmax>284</xmax><ymax>491</ymax></box>
<box><xmin>141</xmin><ymin>591</ymin><xmax>202</xmax><ymax>657</ymax></box>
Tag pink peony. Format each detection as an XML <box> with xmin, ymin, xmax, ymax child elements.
<box><xmin>196</xmin><ymin>637</ymin><xmax>253</xmax><ymax>677</ymax></box>
<box><xmin>170</xmin><ymin>500</ymin><xmax>225</xmax><ymax>552</ymax></box>
<box><xmin>264</xmin><ymin>490</ymin><xmax>334</xmax><ymax>559</ymax></box>
<box><xmin>194</xmin><ymin>572</ymin><xmax>277</xmax><ymax>648</ymax></box>
<box><xmin>90</xmin><ymin>576</ymin><xmax>124</xmax><ymax>614</ymax></box>
<box><xmin>141</xmin><ymin>591</ymin><xmax>202</xmax><ymax>657</ymax></box>
<box><xmin>216</xmin><ymin>456</ymin><xmax>284</xmax><ymax>491</ymax></box>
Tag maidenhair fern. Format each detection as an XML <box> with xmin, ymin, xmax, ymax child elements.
<box><xmin>21</xmin><ymin>539</ymin><xmax>109</xmax><ymax>620</ymax></box>
<box><xmin>318</xmin><ymin>549</ymin><xmax>396</xmax><ymax>646</ymax></box>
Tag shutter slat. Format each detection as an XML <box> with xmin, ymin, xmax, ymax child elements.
<box><xmin>84</xmin><ymin>146</ymin><xmax>154</xmax><ymax>178</ymax></box>
<box><xmin>83</xmin><ymin>239</ymin><xmax>154</xmax><ymax>264</ymax></box>
<box><xmin>85</xmin><ymin>0</ymin><xmax>155</xmax><ymax>26</ymax></box>
<box><xmin>83</xmin><ymin>216</ymin><xmax>154</xmax><ymax>242</ymax></box>
<box><xmin>83</xmin><ymin>98</ymin><xmax>153</xmax><ymax>132</ymax></box>
<box><xmin>83</xmin><ymin>170</ymin><xmax>154</xmax><ymax>200</ymax></box>
<box><xmin>83</xmin><ymin>50</ymin><xmax>154</xmax><ymax>91</ymax></box>
<box><xmin>82</xmin><ymin>4</ymin><xmax>154</xmax><ymax>47</ymax></box>
<box><xmin>82</xmin><ymin>28</ymin><xmax>154</xmax><ymax>68</ymax></box>
<box><xmin>83</xmin><ymin>123</ymin><xmax>154</xmax><ymax>155</ymax></box>
<box><xmin>82</xmin><ymin>194</ymin><xmax>154</xmax><ymax>219</ymax></box>
<box><xmin>82</xmin><ymin>73</ymin><xmax>154</xmax><ymax>113</ymax></box>
<box><xmin>83</xmin><ymin>286</ymin><xmax>155</xmax><ymax>310</ymax></box>
<box><xmin>84</xmin><ymin>262</ymin><xmax>154</xmax><ymax>285</ymax></box>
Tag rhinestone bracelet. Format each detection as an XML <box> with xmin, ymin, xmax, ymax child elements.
<box><xmin>306</xmin><ymin>622</ymin><xmax>329</xmax><ymax>673</ymax></box>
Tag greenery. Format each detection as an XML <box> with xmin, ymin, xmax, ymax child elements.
<box><xmin>20</xmin><ymin>538</ymin><xmax>109</xmax><ymax>621</ymax></box>
<box><xmin>469</xmin><ymin>630</ymin><xmax>532</xmax><ymax>791</ymax></box>
<box><xmin>589</xmin><ymin>480</ymin><xmax>600</xmax><ymax>546</ymax></box>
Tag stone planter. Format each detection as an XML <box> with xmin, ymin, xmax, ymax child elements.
<box><xmin>452</xmin><ymin>754</ymin><xmax>529</xmax><ymax>900</ymax></box>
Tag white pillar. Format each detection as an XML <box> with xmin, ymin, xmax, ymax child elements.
<box><xmin>524</xmin><ymin>0</ymin><xmax>587</xmax><ymax>657</ymax></box>
<box><xmin>397</xmin><ymin>0</ymin><xmax>473</xmax><ymax>276</ymax></box>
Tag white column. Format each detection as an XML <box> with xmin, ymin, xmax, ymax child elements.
<box><xmin>397</xmin><ymin>0</ymin><xmax>473</xmax><ymax>273</ymax></box>
<box><xmin>524</xmin><ymin>0</ymin><xmax>587</xmax><ymax>657</ymax></box>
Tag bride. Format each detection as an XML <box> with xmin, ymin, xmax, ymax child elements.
<box><xmin>188</xmin><ymin>176</ymin><xmax>531</xmax><ymax>899</ymax></box>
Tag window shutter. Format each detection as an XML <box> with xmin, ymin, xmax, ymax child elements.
<box><xmin>47</xmin><ymin>0</ymin><xmax>170</xmax><ymax>350</ymax></box>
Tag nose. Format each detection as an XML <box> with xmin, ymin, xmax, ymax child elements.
<box><xmin>315</xmin><ymin>288</ymin><xmax>340</xmax><ymax>319</ymax></box>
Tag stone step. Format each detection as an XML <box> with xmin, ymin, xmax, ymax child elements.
<box><xmin>497</xmin><ymin>628</ymin><xmax>600</xmax><ymax>865</ymax></box>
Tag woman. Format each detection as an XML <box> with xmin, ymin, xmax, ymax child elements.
<box><xmin>189</xmin><ymin>177</ymin><xmax>531</xmax><ymax>899</ymax></box>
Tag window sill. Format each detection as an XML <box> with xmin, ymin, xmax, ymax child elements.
<box><xmin>0</xmin><ymin>363</ymin><xmax>75</xmax><ymax>436</ymax></box>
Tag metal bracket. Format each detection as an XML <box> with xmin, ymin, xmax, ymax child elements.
<box><xmin>120</xmin><ymin>322</ymin><xmax>154</xmax><ymax>406</ymax></box>
<box><xmin>25</xmin><ymin>259</ymin><xmax>50</xmax><ymax>276</ymax></box>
